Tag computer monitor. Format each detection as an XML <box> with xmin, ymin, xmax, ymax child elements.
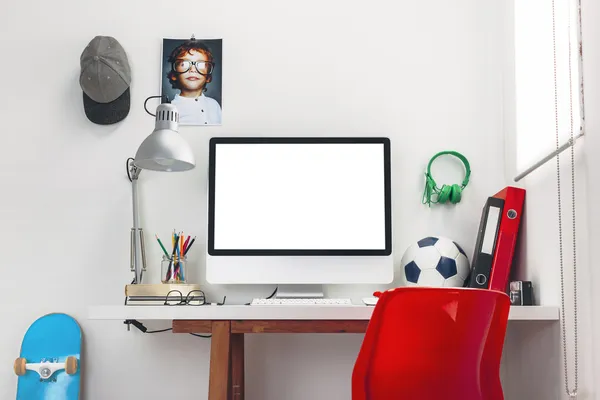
<box><xmin>205</xmin><ymin>137</ymin><xmax>393</xmax><ymax>298</ymax></box>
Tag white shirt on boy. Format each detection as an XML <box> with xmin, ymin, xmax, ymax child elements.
<box><xmin>171</xmin><ymin>93</ymin><xmax>222</xmax><ymax>126</ymax></box>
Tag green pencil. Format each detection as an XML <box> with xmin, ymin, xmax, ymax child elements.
<box><xmin>155</xmin><ymin>234</ymin><xmax>170</xmax><ymax>258</ymax></box>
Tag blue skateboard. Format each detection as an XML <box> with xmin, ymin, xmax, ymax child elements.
<box><xmin>14</xmin><ymin>313</ymin><xmax>81</xmax><ymax>400</ymax></box>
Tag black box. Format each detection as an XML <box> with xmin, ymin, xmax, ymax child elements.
<box><xmin>509</xmin><ymin>281</ymin><xmax>533</xmax><ymax>305</ymax></box>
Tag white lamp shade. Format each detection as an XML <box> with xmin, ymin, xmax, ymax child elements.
<box><xmin>133</xmin><ymin>102</ymin><xmax>195</xmax><ymax>172</ymax></box>
<box><xmin>134</xmin><ymin>128</ymin><xmax>195</xmax><ymax>171</ymax></box>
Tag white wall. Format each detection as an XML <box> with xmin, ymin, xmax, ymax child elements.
<box><xmin>0</xmin><ymin>0</ymin><xmax>560</xmax><ymax>399</ymax></box>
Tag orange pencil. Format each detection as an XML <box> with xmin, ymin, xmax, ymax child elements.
<box><xmin>180</xmin><ymin>234</ymin><xmax>184</xmax><ymax>258</ymax></box>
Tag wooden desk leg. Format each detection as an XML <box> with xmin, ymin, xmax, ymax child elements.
<box><xmin>231</xmin><ymin>333</ymin><xmax>245</xmax><ymax>399</ymax></box>
<box><xmin>209</xmin><ymin>321</ymin><xmax>231</xmax><ymax>400</ymax></box>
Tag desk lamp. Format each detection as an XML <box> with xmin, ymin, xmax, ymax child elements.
<box><xmin>127</xmin><ymin>96</ymin><xmax>195</xmax><ymax>284</ymax></box>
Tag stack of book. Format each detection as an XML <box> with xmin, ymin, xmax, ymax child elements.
<box><xmin>125</xmin><ymin>283</ymin><xmax>203</xmax><ymax>305</ymax></box>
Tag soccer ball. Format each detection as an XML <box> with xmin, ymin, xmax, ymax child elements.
<box><xmin>400</xmin><ymin>236</ymin><xmax>471</xmax><ymax>287</ymax></box>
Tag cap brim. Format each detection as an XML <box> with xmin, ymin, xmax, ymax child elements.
<box><xmin>83</xmin><ymin>88</ymin><xmax>130</xmax><ymax>125</ymax></box>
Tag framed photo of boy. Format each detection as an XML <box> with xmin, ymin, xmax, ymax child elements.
<box><xmin>161</xmin><ymin>38</ymin><xmax>223</xmax><ymax>126</ymax></box>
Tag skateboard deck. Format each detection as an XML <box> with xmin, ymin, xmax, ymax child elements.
<box><xmin>14</xmin><ymin>313</ymin><xmax>81</xmax><ymax>400</ymax></box>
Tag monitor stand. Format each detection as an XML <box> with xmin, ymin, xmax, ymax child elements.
<box><xmin>275</xmin><ymin>284</ymin><xmax>324</xmax><ymax>299</ymax></box>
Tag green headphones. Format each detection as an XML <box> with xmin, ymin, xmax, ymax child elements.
<box><xmin>422</xmin><ymin>150</ymin><xmax>471</xmax><ymax>206</ymax></box>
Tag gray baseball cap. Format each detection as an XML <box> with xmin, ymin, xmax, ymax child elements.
<box><xmin>80</xmin><ymin>36</ymin><xmax>131</xmax><ymax>124</ymax></box>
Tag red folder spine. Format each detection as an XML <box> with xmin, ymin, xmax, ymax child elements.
<box><xmin>488</xmin><ymin>187</ymin><xmax>526</xmax><ymax>293</ymax></box>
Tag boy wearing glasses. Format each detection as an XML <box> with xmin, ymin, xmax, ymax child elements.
<box><xmin>167</xmin><ymin>40</ymin><xmax>222</xmax><ymax>125</ymax></box>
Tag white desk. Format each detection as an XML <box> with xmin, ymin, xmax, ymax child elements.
<box><xmin>88</xmin><ymin>304</ymin><xmax>558</xmax><ymax>400</ymax></box>
<box><xmin>88</xmin><ymin>304</ymin><xmax>559</xmax><ymax>321</ymax></box>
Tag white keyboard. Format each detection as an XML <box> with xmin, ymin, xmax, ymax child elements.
<box><xmin>250</xmin><ymin>298</ymin><xmax>353</xmax><ymax>306</ymax></box>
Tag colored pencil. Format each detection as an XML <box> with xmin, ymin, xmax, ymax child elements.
<box><xmin>184</xmin><ymin>237</ymin><xmax>196</xmax><ymax>256</ymax></box>
<box><xmin>180</xmin><ymin>234</ymin><xmax>184</xmax><ymax>258</ymax></box>
<box><xmin>174</xmin><ymin>241</ymin><xmax>181</xmax><ymax>282</ymax></box>
<box><xmin>155</xmin><ymin>235</ymin><xmax>170</xmax><ymax>258</ymax></box>
<box><xmin>183</xmin><ymin>235</ymin><xmax>191</xmax><ymax>254</ymax></box>
<box><xmin>165</xmin><ymin>232</ymin><xmax>179</xmax><ymax>282</ymax></box>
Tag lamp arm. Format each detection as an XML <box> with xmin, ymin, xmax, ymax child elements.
<box><xmin>131</xmin><ymin>175</ymin><xmax>140</xmax><ymax>283</ymax></box>
<box><xmin>128</xmin><ymin>160</ymin><xmax>145</xmax><ymax>283</ymax></box>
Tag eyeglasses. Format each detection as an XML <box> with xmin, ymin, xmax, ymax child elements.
<box><xmin>173</xmin><ymin>59</ymin><xmax>214</xmax><ymax>75</ymax></box>
<box><xmin>164</xmin><ymin>290</ymin><xmax>206</xmax><ymax>306</ymax></box>
<box><xmin>163</xmin><ymin>290</ymin><xmax>226</xmax><ymax>306</ymax></box>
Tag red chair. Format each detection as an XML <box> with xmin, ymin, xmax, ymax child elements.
<box><xmin>352</xmin><ymin>287</ymin><xmax>510</xmax><ymax>400</ymax></box>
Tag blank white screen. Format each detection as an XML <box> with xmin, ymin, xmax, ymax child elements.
<box><xmin>213</xmin><ymin>142</ymin><xmax>387</xmax><ymax>250</ymax></box>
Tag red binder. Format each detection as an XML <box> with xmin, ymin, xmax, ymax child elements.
<box><xmin>488</xmin><ymin>186</ymin><xmax>526</xmax><ymax>293</ymax></box>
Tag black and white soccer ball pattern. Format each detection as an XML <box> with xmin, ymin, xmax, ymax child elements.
<box><xmin>401</xmin><ymin>236</ymin><xmax>470</xmax><ymax>287</ymax></box>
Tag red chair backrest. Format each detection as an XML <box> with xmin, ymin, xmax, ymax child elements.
<box><xmin>352</xmin><ymin>287</ymin><xmax>510</xmax><ymax>400</ymax></box>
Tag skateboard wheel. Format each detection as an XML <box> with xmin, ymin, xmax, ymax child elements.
<box><xmin>65</xmin><ymin>357</ymin><xmax>78</xmax><ymax>375</ymax></box>
<box><xmin>14</xmin><ymin>358</ymin><xmax>26</xmax><ymax>376</ymax></box>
